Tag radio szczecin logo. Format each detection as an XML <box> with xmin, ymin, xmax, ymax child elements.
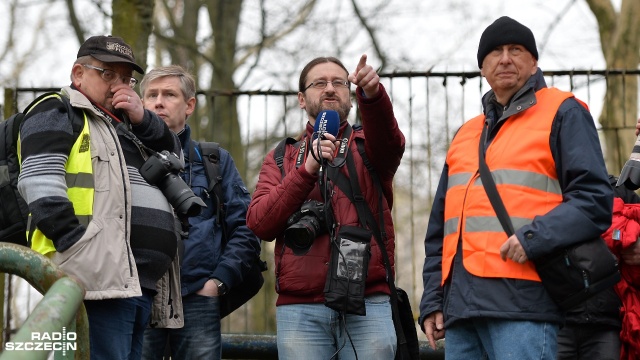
<box><xmin>4</xmin><ymin>327</ymin><xmax>77</xmax><ymax>355</ymax></box>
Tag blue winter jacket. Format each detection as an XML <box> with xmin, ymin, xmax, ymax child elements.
<box><xmin>419</xmin><ymin>69</ymin><xmax>613</xmax><ymax>329</ymax></box>
<box><xmin>177</xmin><ymin>125</ymin><xmax>261</xmax><ymax>296</ymax></box>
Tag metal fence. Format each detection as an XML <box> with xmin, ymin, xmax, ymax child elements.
<box><xmin>3</xmin><ymin>69</ymin><xmax>640</xmax><ymax>354</ymax></box>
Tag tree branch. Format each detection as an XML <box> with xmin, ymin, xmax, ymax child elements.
<box><xmin>538</xmin><ymin>0</ymin><xmax>577</xmax><ymax>57</ymax></box>
<box><xmin>349</xmin><ymin>0</ymin><xmax>387</xmax><ymax>71</ymax></box>
<box><xmin>64</xmin><ymin>0</ymin><xmax>85</xmax><ymax>44</ymax></box>
<box><xmin>235</xmin><ymin>0</ymin><xmax>318</xmax><ymax>68</ymax></box>
<box><xmin>0</xmin><ymin>0</ymin><xmax>18</xmax><ymax>63</ymax></box>
<box><xmin>237</xmin><ymin>0</ymin><xmax>266</xmax><ymax>88</ymax></box>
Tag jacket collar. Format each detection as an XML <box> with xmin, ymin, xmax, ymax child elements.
<box><xmin>178</xmin><ymin>124</ymin><xmax>191</xmax><ymax>150</ymax></box>
<box><xmin>63</xmin><ymin>85</ymin><xmax>105</xmax><ymax>119</ymax></box>
<box><xmin>481</xmin><ymin>67</ymin><xmax>547</xmax><ymax>122</ymax></box>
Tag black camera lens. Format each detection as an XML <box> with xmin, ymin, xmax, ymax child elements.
<box><xmin>284</xmin><ymin>218</ymin><xmax>321</xmax><ymax>255</ymax></box>
<box><xmin>284</xmin><ymin>200</ymin><xmax>327</xmax><ymax>255</ymax></box>
<box><xmin>139</xmin><ymin>151</ymin><xmax>207</xmax><ymax>217</ymax></box>
<box><xmin>157</xmin><ymin>173</ymin><xmax>206</xmax><ymax>217</ymax></box>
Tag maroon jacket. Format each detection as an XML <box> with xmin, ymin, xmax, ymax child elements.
<box><xmin>247</xmin><ymin>84</ymin><xmax>405</xmax><ymax>306</ymax></box>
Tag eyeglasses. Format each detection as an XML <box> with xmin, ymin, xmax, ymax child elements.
<box><xmin>304</xmin><ymin>79</ymin><xmax>350</xmax><ymax>91</ymax></box>
<box><xmin>83</xmin><ymin>64</ymin><xmax>138</xmax><ymax>88</ymax></box>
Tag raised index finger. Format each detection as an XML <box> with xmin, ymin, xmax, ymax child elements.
<box><xmin>356</xmin><ymin>54</ymin><xmax>367</xmax><ymax>73</ymax></box>
<box><xmin>349</xmin><ymin>54</ymin><xmax>368</xmax><ymax>83</ymax></box>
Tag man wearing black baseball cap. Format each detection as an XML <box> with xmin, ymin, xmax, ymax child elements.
<box><xmin>18</xmin><ymin>35</ymin><xmax>183</xmax><ymax>359</ymax></box>
<box><xmin>77</xmin><ymin>35</ymin><xmax>145</xmax><ymax>74</ymax></box>
<box><xmin>419</xmin><ymin>16</ymin><xmax>613</xmax><ymax>359</ymax></box>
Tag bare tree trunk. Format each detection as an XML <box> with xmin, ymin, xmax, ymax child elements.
<box><xmin>153</xmin><ymin>0</ymin><xmax>204</xmax><ymax>139</ymax></box>
<box><xmin>155</xmin><ymin>0</ymin><xmax>202</xmax><ymax>69</ymax></box>
<box><xmin>350</xmin><ymin>0</ymin><xmax>388</xmax><ymax>71</ymax></box>
<box><xmin>112</xmin><ymin>0</ymin><xmax>156</xmax><ymax>76</ymax></box>
<box><xmin>587</xmin><ymin>0</ymin><xmax>640</xmax><ymax>174</ymax></box>
<box><xmin>205</xmin><ymin>0</ymin><xmax>244</xmax><ymax>173</ymax></box>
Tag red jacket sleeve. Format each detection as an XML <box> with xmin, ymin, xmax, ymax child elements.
<box><xmin>246</xmin><ymin>147</ymin><xmax>317</xmax><ymax>241</ymax></box>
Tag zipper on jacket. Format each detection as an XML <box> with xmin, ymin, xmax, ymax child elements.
<box><xmin>105</xmin><ymin>120</ymin><xmax>134</xmax><ymax>277</ymax></box>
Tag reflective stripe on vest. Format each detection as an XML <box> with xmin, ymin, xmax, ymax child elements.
<box><xmin>25</xmin><ymin>96</ymin><xmax>94</xmax><ymax>255</ymax></box>
<box><xmin>441</xmin><ymin>87</ymin><xmax>581</xmax><ymax>284</ymax></box>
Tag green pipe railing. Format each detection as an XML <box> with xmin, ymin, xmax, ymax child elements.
<box><xmin>0</xmin><ymin>243</ymin><xmax>88</xmax><ymax>359</ymax></box>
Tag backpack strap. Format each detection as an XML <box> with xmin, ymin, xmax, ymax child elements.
<box><xmin>273</xmin><ymin>137</ymin><xmax>299</xmax><ymax>179</ymax></box>
<box><xmin>197</xmin><ymin>141</ymin><xmax>227</xmax><ymax>242</ymax></box>
<box><xmin>8</xmin><ymin>113</ymin><xmax>25</xmax><ymax>154</ymax></box>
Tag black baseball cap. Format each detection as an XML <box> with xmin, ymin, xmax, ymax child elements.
<box><xmin>77</xmin><ymin>35</ymin><xmax>144</xmax><ymax>74</ymax></box>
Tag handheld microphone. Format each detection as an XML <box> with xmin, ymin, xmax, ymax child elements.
<box><xmin>313</xmin><ymin>110</ymin><xmax>340</xmax><ymax>140</ymax></box>
<box><xmin>312</xmin><ymin>110</ymin><xmax>340</xmax><ymax>179</ymax></box>
<box><xmin>617</xmin><ymin>134</ymin><xmax>640</xmax><ymax>189</ymax></box>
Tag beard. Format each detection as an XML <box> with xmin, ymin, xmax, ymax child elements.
<box><xmin>306</xmin><ymin>95</ymin><xmax>351</xmax><ymax>122</ymax></box>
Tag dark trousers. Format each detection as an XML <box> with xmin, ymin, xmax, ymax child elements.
<box><xmin>84</xmin><ymin>290</ymin><xmax>154</xmax><ymax>360</ymax></box>
<box><xmin>557</xmin><ymin>323</ymin><xmax>620</xmax><ymax>360</ymax></box>
<box><xmin>141</xmin><ymin>294</ymin><xmax>222</xmax><ymax>360</ymax></box>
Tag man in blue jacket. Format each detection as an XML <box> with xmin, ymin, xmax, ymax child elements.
<box><xmin>139</xmin><ymin>65</ymin><xmax>261</xmax><ymax>360</ymax></box>
<box><xmin>419</xmin><ymin>16</ymin><xmax>612</xmax><ymax>359</ymax></box>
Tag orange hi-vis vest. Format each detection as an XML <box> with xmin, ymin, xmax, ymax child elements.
<box><xmin>441</xmin><ymin>87</ymin><xmax>583</xmax><ymax>285</ymax></box>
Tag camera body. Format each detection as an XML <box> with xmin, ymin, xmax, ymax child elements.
<box><xmin>139</xmin><ymin>150</ymin><xmax>206</xmax><ymax>217</ymax></box>
<box><xmin>284</xmin><ymin>200</ymin><xmax>327</xmax><ymax>255</ymax></box>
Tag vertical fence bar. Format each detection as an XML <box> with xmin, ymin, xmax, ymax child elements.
<box><xmin>426</xmin><ymin>77</ymin><xmax>433</xmax><ymax>204</ymax></box>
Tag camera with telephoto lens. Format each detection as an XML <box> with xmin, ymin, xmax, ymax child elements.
<box><xmin>284</xmin><ymin>200</ymin><xmax>327</xmax><ymax>255</ymax></box>
<box><xmin>139</xmin><ymin>150</ymin><xmax>206</xmax><ymax>217</ymax></box>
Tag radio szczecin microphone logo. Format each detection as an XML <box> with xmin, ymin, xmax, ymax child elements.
<box><xmin>312</xmin><ymin>110</ymin><xmax>340</xmax><ymax>172</ymax></box>
<box><xmin>4</xmin><ymin>327</ymin><xmax>77</xmax><ymax>355</ymax></box>
<box><xmin>313</xmin><ymin>110</ymin><xmax>339</xmax><ymax>140</ymax></box>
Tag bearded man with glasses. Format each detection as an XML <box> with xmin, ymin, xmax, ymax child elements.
<box><xmin>247</xmin><ymin>55</ymin><xmax>405</xmax><ymax>359</ymax></box>
<box><xmin>17</xmin><ymin>35</ymin><xmax>183</xmax><ymax>360</ymax></box>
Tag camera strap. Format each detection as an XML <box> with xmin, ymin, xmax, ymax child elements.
<box><xmin>115</xmin><ymin>122</ymin><xmax>157</xmax><ymax>160</ymax></box>
<box><xmin>326</xmin><ymin>137</ymin><xmax>375</xmax><ymax>232</ymax></box>
<box><xmin>477</xmin><ymin>123</ymin><xmax>515</xmax><ymax>236</ymax></box>
<box><xmin>326</xmin><ymin>137</ymin><xmax>409</xmax><ymax>349</ymax></box>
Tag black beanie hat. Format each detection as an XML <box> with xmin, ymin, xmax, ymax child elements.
<box><xmin>477</xmin><ymin>16</ymin><xmax>538</xmax><ymax>68</ymax></box>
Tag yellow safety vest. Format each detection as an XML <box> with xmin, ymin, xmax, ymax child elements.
<box><xmin>19</xmin><ymin>94</ymin><xmax>94</xmax><ymax>255</ymax></box>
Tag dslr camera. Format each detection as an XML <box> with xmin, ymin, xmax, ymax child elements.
<box><xmin>139</xmin><ymin>150</ymin><xmax>206</xmax><ymax>217</ymax></box>
<box><xmin>284</xmin><ymin>200</ymin><xmax>327</xmax><ymax>255</ymax></box>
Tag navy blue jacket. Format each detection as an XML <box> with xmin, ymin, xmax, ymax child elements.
<box><xmin>564</xmin><ymin>175</ymin><xmax>638</xmax><ymax>328</ymax></box>
<box><xmin>419</xmin><ymin>69</ymin><xmax>613</xmax><ymax>329</ymax></box>
<box><xmin>177</xmin><ymin>125</ymin><xmax>260</xmax><ymax>296</ymax></box>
